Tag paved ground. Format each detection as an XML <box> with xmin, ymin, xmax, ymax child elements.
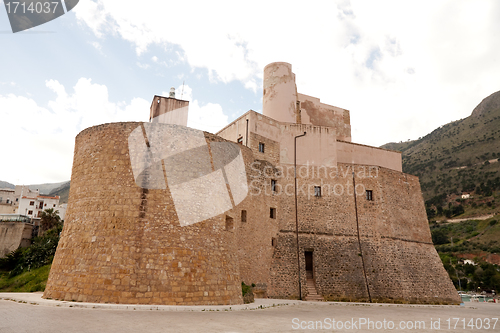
<box><xmin>1</xmin><ymin>293</ymin><xmax>499</xmax><ymax>332</ymax></box>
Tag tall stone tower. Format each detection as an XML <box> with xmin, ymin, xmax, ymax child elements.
<box><xmin>263</xmin><ymin>62</ymin><xmax>299</xmax><ymax>123</ymax></box>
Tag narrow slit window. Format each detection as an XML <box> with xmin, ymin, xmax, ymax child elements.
<box><xmin>270</xmin><ymin>208</ymin><xmax>276</xmax><ymax>219</ymax></box>
<box><xmin>366</xmin><ymin>190</ymin><xmax>373</xmax><ymax>201</ymax></box>
<box><xmin>314</xmin><ymin>186</ymin><xmax>321</xmax><ymax>197</ymax></box>
<box><xmin>241</xmin><ymin>210</ymin><xmax>247</xmax><ymax>222</ymax></box>
<box><xmin>272</xmin><ymin>238</ymin><xmax>277</xmax><ymax>247</ymax></box>
<box><xmin>259</xmin><ymin>142</ymin><xmax>265</xmax><ymax>153</ymax></box>
<box><xmin>271</xmin><ymin>179</ymin><xmax>277</xmax><ymax>193</ymax></box>
<box><xmin>225</xmin><ymin>216</ymin><xmax>234</xmax><ymax>231</ymax></box>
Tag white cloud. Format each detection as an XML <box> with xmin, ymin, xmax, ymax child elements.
<box><xmin>137</xmin><ymin>62</ymin><xmax>150</xmax><ymax>69</ymax></box>
<box><xmin>91</xmin><ymin>41</ymin><xmax>102</xmax><ymax>51</ymax></box>
<box><xmin>187</xmin><ymin>100</ymin><xmax>228</xmax><ymax>133</ymax></box>
<box><xmin>0</xmin><ymin>79</ymin><xmax>149</xmax><ymax>184</ymax></box>
<box><xmin>71</xmin><ymin>0</ymin><xmax>500</xmax><ymax>146</ymax></box>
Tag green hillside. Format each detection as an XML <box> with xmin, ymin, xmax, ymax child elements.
<box><xmin>382</xmin><ymin>91</ymin><xmax>500</xmax><ymax>289</ymax></box>
<box><xmin>382</xmin><ymin>90</ymin><xmax>500</xmax><ymax>215</ymax></box>
<box><xmin>430</xmin><ymin>217</ymin><xmax>500</xmax><ymax>292</ymax></box>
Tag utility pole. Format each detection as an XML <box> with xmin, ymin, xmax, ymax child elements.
<box><xmin>294</xmin><ymin>131</ymin><xmax>306</xmax><ymax>300</ymax></box>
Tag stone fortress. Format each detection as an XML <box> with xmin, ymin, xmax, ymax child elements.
<box><xmin>43</xmin><ymin>62</ymin><xmax>461</xmax><ymax>305</ymax></box>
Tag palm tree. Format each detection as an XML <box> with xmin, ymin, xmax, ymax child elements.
<box><xmin>40</xmin><ymin>208</ymin><xmax>62</xmax><ymax>234</ymax></box>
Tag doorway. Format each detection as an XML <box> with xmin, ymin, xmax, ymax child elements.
<box><xmin>305</xmin><ymin>251</ymin><xmax>313</xmax><ymax>278</ymax></box>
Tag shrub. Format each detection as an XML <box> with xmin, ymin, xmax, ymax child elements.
<box><xmin>0</xmin><ymin>224</ymin><xmax>62</xmax><ymax>278</ymax></box>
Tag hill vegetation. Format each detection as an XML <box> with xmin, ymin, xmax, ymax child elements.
<box><xmin>382</xmin><ymin>90</ymin><xmax>500</xmax><ymax>219</ymax></box>
<box><xmin>383</xmin><ymin>90</ymin><xmax>500</xmax><ymax>292</ymax></box>
<box><xmin>431</xmin><ymin>218</ymin><xmax>500</xmax><ymax>292</ymax></box>
<box><xmin>0</xmin><ymin>214</ymin><xmax>62</xmax><ymax>292</ymax></box>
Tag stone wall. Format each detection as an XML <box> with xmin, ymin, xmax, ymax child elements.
<box><xmin>238</xmin><ymin>163</ymin><xmax>460</xmax><ymax>304</ymax></box>
<box><xmin>43</xmin><ymin>122</ymin><xmax>243</xmax><ymax>305</ymax></box>
<box><xmin>297</xmin><ymin>93</ymin><xmax>351</xmax><ymax>142</ymax></box>
<box><xmin>44</xmin><ymin>121</ymin><xmax>460</xmax><ymax>305</ymax></box>
<box><xmin>0</xmin><ymin>222</ymin><xmax>32</xmax><ymax>257</ymax></box>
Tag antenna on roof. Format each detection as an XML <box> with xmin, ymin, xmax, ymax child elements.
<box><xmin>181</xmin><ymin>81</ymin><xmax>185</xmax><ymax>100</ymax></box>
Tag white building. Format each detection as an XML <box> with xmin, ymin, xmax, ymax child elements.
<box><xmin>1</xmin><ymin>185</ymin><xmax>64</xmax><ymax>220</ymax></box>
<box><xmin>0</xmin><ymin>188</ymin><xmax>18</xmax><ymax>214</ymax></box>
<box><xmin>18</xmin><ymin>194</ymin><xmax>60</xmax><ymax>219</ymax></box>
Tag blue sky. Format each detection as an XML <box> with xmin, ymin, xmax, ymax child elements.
<box><xmin>1</xmin><ymin>0</ymin><xmax>500</xmax><ymax>185</ymax></box>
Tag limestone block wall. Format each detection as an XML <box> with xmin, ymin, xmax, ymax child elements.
<box><xmin>256</xmin><ymin>163</ymin><xmax>460</xmax><ymax>304</ymax></box>
<box><xmin>0</xmin><ymin>222</ymin><xmax>32</xmax><ymax>257</ymax></box>
<box><xmin>353</xmin><ymin>166</ymin><xmax>460</xmax><ymax>303</ymax></box>
<box><xmin>43</xmin><ymin>122</ymin><xmax>243</xmax><ymax>305</ymax></box>
<box><xmin>44</xmin><ymin>120</ymin><xmax>459</xmax><ymax>305</ymax></box>
<box><xmin>337</xmin><ymin>141</ymin><xmax>402</xmax><ymax>172</ymax></box>
<box><xmin>297</xmin><ymin>93</ymin><xmax>351</xmax><ymax>141</ymax></box>
<box><xmin>235</xmin><ymin>158</ymin><xmax>280</xmax><ymax>297</ymax></box>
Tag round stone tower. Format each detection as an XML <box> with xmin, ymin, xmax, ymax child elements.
<box><xmin>43</xmin><ymin>122</ymin><xmax>243</xmax><ymax>305</ymax></box>
<box><xmin>263</xmin><ymin>62</ymin><xmax>298</xmax><ymax>123</ymax></box>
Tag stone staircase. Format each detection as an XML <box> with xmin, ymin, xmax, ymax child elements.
<box><xmin>305</xmin><ymin>272</ymin><xmax>323</xmax><ymax>301</ymax></box>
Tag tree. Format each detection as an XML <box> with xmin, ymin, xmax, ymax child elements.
<box><xmin>40</xmin><ymin>208</ymin><xmax>62</xmax><ymax>234</ymax></box>
<box><xmin>432</xmin><ymin>229</ymin><xmax>449</xmax><ymax>245</ymax></box>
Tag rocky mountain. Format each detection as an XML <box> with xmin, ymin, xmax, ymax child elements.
<box><xmin>48</xmin><ymin>181</ymin><xmax>71</xmax><ymax>204</ymax></box>
<box><xmin>0</xmin><ymin>181</ymin><xmax>15</xmax><ymax>189</ymax></box>
<box><xmin>28</xmin><ymin>181</ymin><xmax>70</xmax><ymax>195</ymax></box>
<box><xmin>0</xmin><ymin>180</ymin><xmax>70</xmax><ymax>203</ymax></box>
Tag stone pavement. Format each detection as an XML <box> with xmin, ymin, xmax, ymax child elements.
<box><xmin>1</xmin><ymin>293</ymin><xmax>499</xmax><ymax>332</ymax></box>
<box><xmin>0</xmin><ymin>292</ymin><xmax>298</xmax><ymax>311</ymax></box>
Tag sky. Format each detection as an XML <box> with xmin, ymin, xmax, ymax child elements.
<box><xmin>1</xmin><ymin>0</ymin><xmax>499</xmax><ymax>185</ymax></box>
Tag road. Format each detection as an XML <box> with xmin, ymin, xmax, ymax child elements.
<box><xmin>0</xmin><ymin>293</ymin><xmax>499</xmax><ymax>332</ymax></box>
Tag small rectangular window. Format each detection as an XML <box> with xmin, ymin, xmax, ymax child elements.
<box><xmin>237</xmin><ymin>137</ymin><xmax>243</xmax><ymax>144</ymax></box>
<box><xmin>270</xmin><ymin>207</ymin><xmax>276</xmax><ymax>219</ymax></box>
<box><xmin>28</xmin><ymin>210</ymin><xmax>33</xmax><ymax>215</ymax></box>
<box><xmin>272</xmin><ymin>237</ymin><xmax>277</xmax><ymax>247</ymax></box>
<box><xmin>271</xmin><ymin>179</ymin><xmax>277</xmax><ymax>193</ymax></box>
<box><xmin>241</xmin><ymin>210</ymin><xmax>247</xmax><ymax>222</ymax></box>
<box><xmin>259</xmin><ymin>142</ymin><xmax>265</xmax><ymax>153</ymax></box>
<box><xmin>366</xmin><ymin>190</ymin><xmax>373</xmax><ymax>201</ymax></box>
<box><xmin>225</xmin><ymin>216</ymin><xmax>234</xmax><ymax>231</ymax></box>
<box><xmin>314</xmin><ymin>186</ymin><xmax>321</xmax><ymax>197</ymax></box>
<box><xmin>29</xmin><ymin>201</ymin><xmax>34</xmax><ymax>206</ymax></box>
